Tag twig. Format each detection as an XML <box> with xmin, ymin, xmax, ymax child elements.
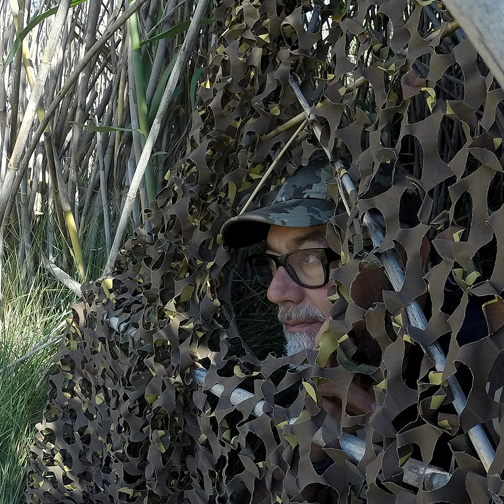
<box><xmin>44</xmin><ymin>134</ymin><xmax>71</xmax><ymax>269</ymax></box>
<box><xmin>114</xmin><ymin>59</ymin><xmax>128</xmax><ymax>160</ymax></box>
<box><xmin>0</xmin><ymin>0</ymin><xmax>72</xmax><ymax>228</ymax></box>
<box><xmin>42</xmin><ymin>256</ymin><xmax>82</xmax><ymax>297</ymax></box>
<box><xmin>129</xmin><ymin>7</ymin><xmax>157</xmax><ymax>204</ymax></box>
<box><xmin>104</xmin><ymin>0</ymin><xmax>212</xmax><ymax>275</ymax></box>
<box><xmin>67</xmin><ymin>0</ymin><xmax>101</xmax><ymax>207</ymax></box>
<box><xmin>261</xmin><ymin>77</ymin><xmax>367</xmax><ymax>142</ymax></box>
<box><xmin>128</xmin><ymin>154</ymin><xmax>142</xmax><ymax>227</ymax></box>
<box><xmin>46</xmin><ymin>133</ymin><xmax>86</xmax><ymax>280</ymax></box>
<box><xmin>2</xmin><ymin>0</ymin><xmax>150</xmax><ymax>238</ymax></box>
<box><xmin>95</xmin><ymin>117</ymin><xmax>111</xmax><ymax>254</ymax></box>
<box><xmin>425</xmin><ymin>20</ymin><xmax>460</xmax><ymax>43</ymax></box>
<box><xmin>77</xmin><ymin>136</ymin><xmax>99</xmax><ymax>240</ymax></box>
<box><xmin>240</xmin><ymin>118</ymin><xmax>308</xmax><ymax>215</ymax></box>
<box><xmin>19</xmin><ymin>171</ymin><xmax>33</xmax><ymax>286</ymax></box>
<box><xmin>7</xmin><ymin>0</ymin><xmax>23</xmax><ymax>165</ymax></box>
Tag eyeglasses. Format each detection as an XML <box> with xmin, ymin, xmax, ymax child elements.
<box><xmin>249</xmin><ymin>248</ymin><xmax>341</xmax><ymax>289</ymax></box>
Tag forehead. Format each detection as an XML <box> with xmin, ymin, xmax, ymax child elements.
<box><xmin>266</xmin><ymin>225</ymin><xmax>328</xmax><ymax>253</ymax></box>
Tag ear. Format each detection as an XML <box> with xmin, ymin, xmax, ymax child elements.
<box><xmin>420</xmin><ymin>235</ymin><xmax>431</xmax><ymax>271</ymax></box>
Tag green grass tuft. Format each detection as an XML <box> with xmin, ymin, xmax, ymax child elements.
<box><xmin>0</xmin><ymin>253</ymin><xmax>75</xmax><ymax>504</ymax></box>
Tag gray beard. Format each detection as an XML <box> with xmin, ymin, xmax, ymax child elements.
<box><xmin>284</xmin><ymin>331</ymin><xmax>316</xmax><ymax>356</ymax></box>
<box><xmin>277</xmin><ymin>305</ymin><xmax>327</xmax><ymax>356</ymax></box>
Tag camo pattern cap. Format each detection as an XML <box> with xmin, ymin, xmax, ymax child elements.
<box><xmin>221</xmin><ymin>162</ymin><xmax>336</xmax><ymax>247</ymax></box>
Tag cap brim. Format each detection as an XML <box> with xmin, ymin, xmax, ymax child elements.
<box><xmin>221</xmin><ymin>199</ymin><xmax>335</xmax><ymax>248</ymax></box>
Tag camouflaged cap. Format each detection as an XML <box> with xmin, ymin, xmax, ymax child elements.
<box><xmin>221</xmin><ymin>160</ymin><xmax>337</xmax><ymax>247</ymax></box>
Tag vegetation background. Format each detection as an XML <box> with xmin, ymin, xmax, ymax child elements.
<box><xmin>2</xmin><ymin>0</ymin><xmax>504</xmax><ymax>501</ymax></box>
<box><xmin>0</xmin><ymin>0</ymin><xmax>209</xmax><ymax>500</ymax></box>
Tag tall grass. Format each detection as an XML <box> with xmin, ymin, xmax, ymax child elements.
<box><xmin>0</xmin><ymin>251</ymin><xmax>75</xmax><ymax>504</ymax></box>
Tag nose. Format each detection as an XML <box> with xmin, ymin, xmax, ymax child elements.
<box><xmin>267</xmin><ymin>266</ymin><xmax>305</xmax><ymax>306</ymax></box>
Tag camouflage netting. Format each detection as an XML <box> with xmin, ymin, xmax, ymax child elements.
<box><xmin>27</xmin><ymin>0</ymin><xmax>504</xmax><ymax>502</ymax></box>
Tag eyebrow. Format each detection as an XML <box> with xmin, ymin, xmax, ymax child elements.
<box><xmin>265</xmin><ymin>228</ymin><xmax>329</xmax><ymax>254</ymax></box>
<box><xmin>290</xmin><ymin>229</ymin><xmax>328</xmax><ymax>248</ymax></box>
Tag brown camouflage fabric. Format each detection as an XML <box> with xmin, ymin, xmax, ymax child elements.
<box><xmin>26</xmin><ymin>0</ymin><xmax>504</xmax><ymax>503</ymax></box>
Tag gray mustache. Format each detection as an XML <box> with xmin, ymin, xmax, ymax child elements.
<box><xmin>277</xmin><ymin>305</ymin><xmax>326</xmax><ymax>324</ymax></box>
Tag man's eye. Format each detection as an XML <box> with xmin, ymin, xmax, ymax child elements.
<box><xmin>301</xmin><ymin>252</ymin><xmax>319</xmax><ymax>265</ymax></box>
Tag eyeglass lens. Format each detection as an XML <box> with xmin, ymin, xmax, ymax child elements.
<box><xmin>252</xmin><ymin>249</ymin><xmax>327</xmax><ymax>288</ymax></box>
<box><xmin>285</xmin><ymin>250</ymin><xmax>325</xmax><ymax>286</ymax></box>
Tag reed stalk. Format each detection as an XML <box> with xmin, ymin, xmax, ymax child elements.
<box><xmin>104</xmin><ymin>0</ymin><xmax>211</xmax><ymax>274</ymax></box>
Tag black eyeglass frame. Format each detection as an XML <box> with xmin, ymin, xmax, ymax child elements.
<box><xmin>249</xmin><ymin>247</ymin><xmax>341</xmax><ymax>289</ymax></box>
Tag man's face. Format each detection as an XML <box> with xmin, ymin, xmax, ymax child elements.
<box><xmin>266</xmin><ymin>224</ymin><xmax>334</xmax><ymax>355</ymax></box>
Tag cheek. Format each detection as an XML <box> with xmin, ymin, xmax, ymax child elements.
<box><xmin>306</xmin><ymin>284</ymin><xmax>333</xmax><ymax>316</ymax></box>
